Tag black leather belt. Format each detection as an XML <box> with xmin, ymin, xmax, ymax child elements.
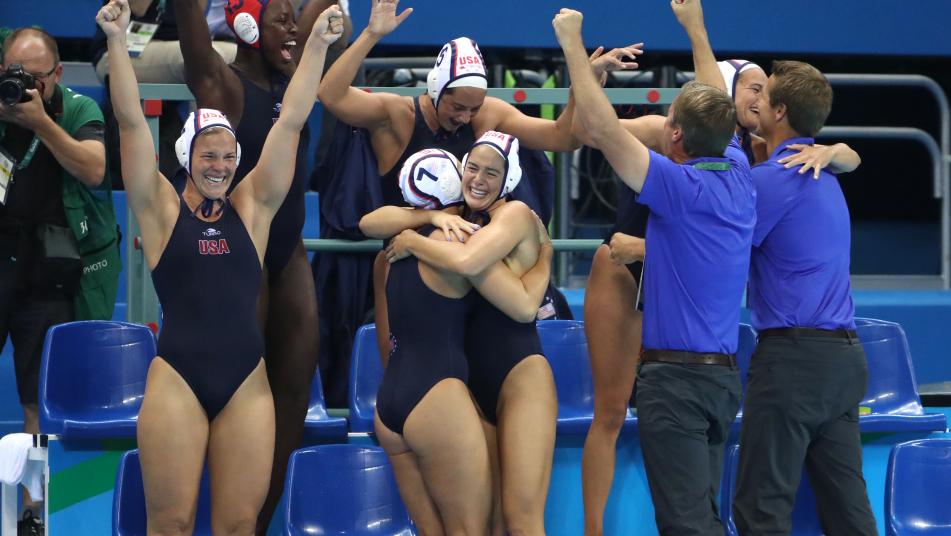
<box><xmin>759</xmin><ymin>327</ymin><xmax>858</xmax><ymax>340</ymax></box>
<box><xmin>641</xmin><ymin>349</ymin><xmax>736</xmax><ymax>367</ymax></box>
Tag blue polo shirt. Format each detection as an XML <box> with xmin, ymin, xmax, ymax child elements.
<box><xmin>638</xmin><ymin>136</ymin><xmax>756</xmax><ymax>354</ymax></box>
<box><xmin>748</xmin><ymin>137</ymin><xmax>855</xmax><ymax>331</ymax></box>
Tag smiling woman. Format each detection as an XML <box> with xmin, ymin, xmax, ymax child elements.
<box><xmin>100</xmin><ymin>0</ymin><xmax>342</xmax><ymax>533</ymax></box>
<box><xmin>174</xmin><ymin>112</ymin><xmax>241</xmax><ymax>215</ymax></box>
<box><xmin>174</xmin><ymin>0</ymin><xmax>353</xmax><ymax>528</ymax></box>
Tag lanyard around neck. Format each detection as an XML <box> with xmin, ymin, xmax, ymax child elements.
<box><xmin>692</xmin><ymin>161</ymin><xmax>732</xmax><ymax>171</ymax></box>
<box><xmin>0</xmin><ymin>121</ymin><xmax>41</xmax><ymax>171</ymax></box>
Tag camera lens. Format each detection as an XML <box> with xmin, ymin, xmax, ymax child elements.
<box><xmin>0</xmin><ymin>78</ymin><xmax>24</xmax><ymax>106</ymax></box>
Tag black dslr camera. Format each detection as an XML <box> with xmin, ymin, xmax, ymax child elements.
<box><xmin>0</xmin><ymin>64</ymin><xmax>35</xmax><ymax>106</ymax></box>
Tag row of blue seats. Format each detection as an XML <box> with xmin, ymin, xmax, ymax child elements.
<box><xmin>37</xmin><ymin>318</ymin><xmax>947</xmax><ymax>439</ymax></box>
<box><xmin>718</xmin><ymin>438</ymin><xmax>951</xmax><ymax>536</ymax></box>
<box><xmin>110</xmin><ymin>438</ymin><xmax>951</xmax><ymax>536</ymax></box>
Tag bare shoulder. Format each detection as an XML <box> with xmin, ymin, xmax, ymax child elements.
<box><xmin>379</xmin><ymin>92</ymin><xmax>415</xmax><ymax>114</ymax></box>
<box><xmin>472</xmin><ymin>96</ymin><xmax>510</xmax><ymax>131</ymax></box>
<box><xmin>494</xmin><ymin>200</ymin><xmax>533</xmax><ymax>223</ymax></box>
<box><xmin>372</xmin><ymin>93</ymin><xmax>414</xmax><ymax>131</ymax></box>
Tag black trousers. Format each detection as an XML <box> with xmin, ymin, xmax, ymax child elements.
<box><xmin>0</xmin><ymin>257</ymin><xmax>74</xmax><ymax>405</ymax></box>
<box><xmin>636</xmin><ymin>362</ymin><xmax>742</xmax><ymax>536</ymax></box>
<box><xmin>733</xmin><ymin>334</ymin><xmax>878</xmax><ymax>536</ymax></box>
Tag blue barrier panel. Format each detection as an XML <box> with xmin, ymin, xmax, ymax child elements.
<box><xmin>347</xmin><ymin>0</ymin><xmax>951</xmax><ymax>56</ymax></box>
<box><xmin>5</xmin><ymin>1</ymin><xmax>950</xmax><ymax>55</ymax></box>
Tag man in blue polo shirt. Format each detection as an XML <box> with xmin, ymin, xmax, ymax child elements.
<box><xmin>554</xmin><ymin>2</ymin><xmax>755</xmax><ymax>533</ymax></box>
<box><xmin>732</xmin><ymin>60</ymin><xmax>877</xmax><ymax>535</ymax></box>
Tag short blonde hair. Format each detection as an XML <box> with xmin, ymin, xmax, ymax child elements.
<box><xmin>670</xmin><ymin>81</ymin><xmax>737</xmax><ymax>157</ymax></box>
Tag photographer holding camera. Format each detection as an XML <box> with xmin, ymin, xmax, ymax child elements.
<box><xmin>0</xmin><ymin>27</ymin><xmax>120</xmax><ymax>532</ymax></box>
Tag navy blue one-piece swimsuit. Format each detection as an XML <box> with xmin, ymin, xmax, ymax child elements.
<box><xmin>152</xmin><ymin>198</ymin><xmax>264</xmax><ymax>420</ymax></box>
<box><xmin>376</xmin><ymin>237</ymin><xmax>472</xmax><ymax>434</ymax></box>
<box><xmin>465</xmin><ymin>293</ymin><xmax>544</xmax><ymax>424</ymax></box>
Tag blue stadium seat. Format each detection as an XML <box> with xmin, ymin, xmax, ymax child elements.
<box><xmin>731</xmin><ymin>319</ymin><xmax>946</xmax><ymax>434</ymax></box>
<box><xmin>304</xmin><ymin>365</ymin><xmax>348</xmax><ymax>439</ymax></box>
<box><xmin>537</xmin><ymin>320</ymin><xmax>636</xmax><ymax>435</ymax></box>
<box><xmin>735</xmin><ymin>323</ymin><xmax>757</xmax><ymax>393</ymax></box>
<box><xmin>721</xmin><ymin>444</ymin><xmax>823</xmax><ymax>536</ymax></box>
<box><xmin>39</xmin><ymin>321</ymin><xmax>155</xmax><ymax>438</ymax></box>
<box><xmin>113</xmin><ymin>449</ymin><xmax>213</xmax><ymax>536</ymax></box>
<box><xmin>854</xmin><ymin>318</ymin><xmax>947</xmax><ymax>433</ymax></box>
<box><xmin>0</xmin><ymin>342</ymin><xmax>22</xmax><ymax>435</ymax></box>
<box><xmin>348</xmin><ymin>324</ymin><xmax>383</xmax><ymax>434</ymax></box>
<box><xmin>284</xmin><ymin>444</ymin><xmax>414</xmax><ymax>536</ymax></box>
<box><xmin>885</xmin><ymin>438</ymin><xmax>951</xmax><ymax>536</ymax></box>
<box><xmin>730</xmin><ymin>323</ymin><xmax>758</xmax><ymax>435</ymax></box>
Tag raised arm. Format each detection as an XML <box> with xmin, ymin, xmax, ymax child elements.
<box><xmin>507</xmin><ymin>43</ymin><xmax>643</xmax><ymax>152</ymax></box>
<box><xmin>470</xmin><ymin>217</ymin><xmax>553</xmax><ymax>322</ymax></box>
<box><xmin>489</xmin><ymin>93</ymin><xmax>581</xmax><ymax>152</ymax></box>
<box><xmin>571</xmin><ymin>45</ymin><xmax>648</xmax><ymax>148</ymax></box>
<box><xmin>98</xmin><ymin>0</ymin><xmax>178</xmax><ymax>262</ymax></box>
<box><xmin>671</xmin><ymin>0</ymin><xmax>724</xmax><ymax>92</ymax></box>
<box><xmin>553</xmin><ymin>10</ymin><xmax>650</xmax><ymax>192</ymax></box>
<box><xmin>317</xmin><ymin>0</ymin><xmax>412</xmax><ymax>128</ymax></box>
<box><xmin>295</xmin><ymin>0</ymin><xmax>353</xmax><ymax>61</ymax></box>
<box><xmin>237</xmin><ymin>6</ymin><xmax>342</xmax><ymax>215</ymax></box>
<box><xmin>620</xmin><ymin>115</ymin><xmax>667</xmax><ymax>152</ymax></box>
<box><xmin>174</xmin><ymin>0</ymin><xmax>241</xmax><ymax>113</ymax></box>
<box><xmin>386</xmin><ymin>201</ymin><xmax>534</xmax><ymax>277</ymax></box>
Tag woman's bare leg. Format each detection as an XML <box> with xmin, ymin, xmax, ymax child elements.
<box><xmin>496</xmin><ymin>356</ymin><xmax>558</xmax><ymax>536</ymax></box>
<box><xmin>372</xmin><ymin>251</ymin><xmax>393</xmax><ymax>365</ymax></box>
<box><xmin>137</xmin><ymin>358</ymin><xmax>210</xmax><ymax>536</ymax></box>
<box><xmin>404</xmin><ymin>379</ymin><xmax>493</xmax><ymax>536</ymax></box>
<box><xmin>257</xmin><ymin>243</ymin><xmax>319</xmax><ymax>534</ymax></box>
<box><xmin>481</xmin><ymin>420</ymin><xmax>505</xmax><ymax>536</ymax></box>
<box><xmin>581</xmin><ymin>245</ymin><xmax>641</xmax><ymax>536</ymax></box>
<box><xmin>209</xmin><ymin>359</ymin><xmax>276</xmax><ymax>536</ymax></box>
<box><xmin>376</xmin><ymin>412</ymin><xmax>446</xmax><ymax>536</ymax></box>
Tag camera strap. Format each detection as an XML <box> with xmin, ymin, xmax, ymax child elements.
<box><xmin>0</xmin><ymin>145</ymin><xmax>12</xmax><ymax>206</ymax></box>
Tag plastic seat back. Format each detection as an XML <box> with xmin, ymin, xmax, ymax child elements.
<box><xmin>856</xmin><ymin>318</ymin><xmax>924</xmax><ymax>416</ymax></box>
<box><xmin>113</xmin><ymin>450</ymin><xmax>212</xmax><ymax>535</ymax></box>
<box><xmin>538</xmin><ymin>320</ymin><xmax>636</xmax><ymax>434</ymax></box>
<box><xmin>539</xmin><ymin>320</ymin><xmax>591</xmax><ymax>415</ymax></box>
<box><xmin>348</xmin><ymin>324</ymin><xmax>383</xmax><ymax>433</ymax></box>
<box><xmin>855</xmin><ymin>318</ymin><xmax>946</xmax><ymax>432</ymax></box>
<box><xmin>40</xmin><ymin>321</ymin><xmax>156</xmax><ymax>438</ymax></box>
<box><xmin>284</xmin><ymin>444</ymin><xmax>414</xmax><ymax>536</ymax></box>
<box><xmin>885</xmin><ymin>438</ymin><xmax>951</xmax><ymax>536</ymax></box>
<box><xmin>723</xmin><ymin>324</ymin><xmax>755</xmax><ymax>435</ymax></box>
<box><xmin>304</xmin><ymin>364</ymin><xmax>348</xmax><ymax>439</ymax></box>
<box><xmin>736</xmin><ymin>323</ymin><xmax>757</xmax><ymax>392</ymax></box>
<box><xmin>721</xmin><ymin>444</ymin><xmax>823</xmax><ymax>536</ymax></box>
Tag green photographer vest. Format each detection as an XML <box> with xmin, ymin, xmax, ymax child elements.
<box><xmin>56</xmin><ymin>85</ymin><xmax>121</xmax><ymax>320</ymax></box>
